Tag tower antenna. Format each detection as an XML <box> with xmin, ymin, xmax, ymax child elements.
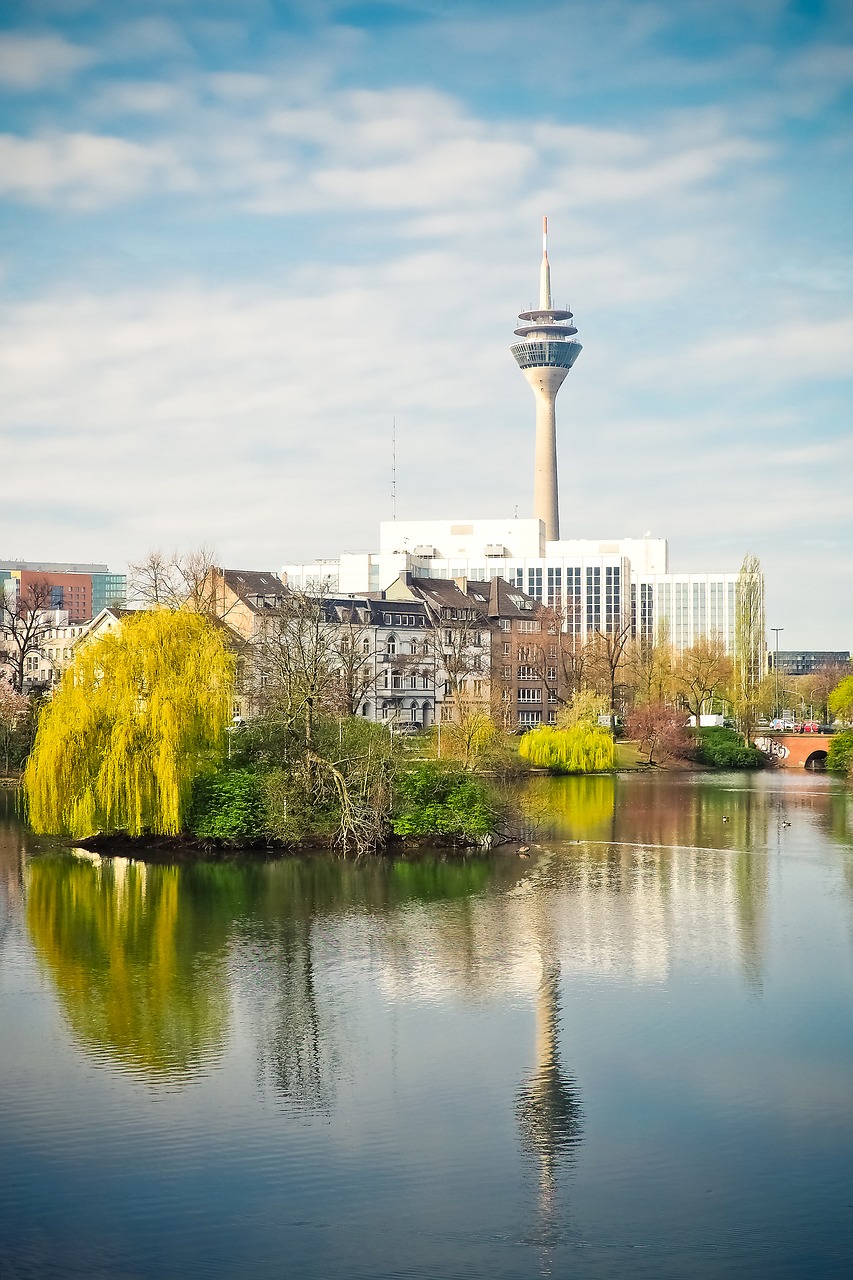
<box><xmin>391</xmin><ymin>416</ymin><xmax>397</xmax><ymax>521</ymax></box>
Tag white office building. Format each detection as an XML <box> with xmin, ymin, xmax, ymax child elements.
<box><xmin>282</xmin><ymin>518</ymin><xmax>746</xmax><ymax>653</ymax></box>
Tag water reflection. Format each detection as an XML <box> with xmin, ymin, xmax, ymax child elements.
<box><xmin>25</xmin><ymin>855</ymin><xmax>234</xmax><ymax>1082</ymax></box>
<box><xmin>516</xmin><ymin>951</ymin><xmax>583</xmax><ymax>1246</ymax></box>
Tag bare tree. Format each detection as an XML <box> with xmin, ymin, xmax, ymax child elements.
<box><xmin>252</xmin><ymin>590</ymin><xmax>338</xmax><ymax>750</ymax></box>
<box><xmin>0</xmin><ymin>578</ymin><xmax>56</xmax><ymax>693</ymax></box>
<box><xmin>325</xmin><ymin>604</ymin><xmax>378</xmax><ymax>718</ymax></box>
<box><xmin>674</xmin><ymin>637</ymin><xmax>732</xmax><ymax>728</ymax></box>
<box><xmin>623</xmin><ymin>623</ymin><xmax>675</xmax><ymax>709</ymax></box>
<box><xmin>589</xmin><ymin>622</ymin><xmax>633</xmax><ymax>729</ymax></box>
<box><xmin>427</xmin><ymin>608</ymin><xmax>489</xmax><ymax>730</ymax></box>
<box><xmin>533</xmin><ymin>604</ymin><xmax>589</xmax><ymax>708</ymax></box>
<box><xmin>129</xmin><ymin>546</ymin><xmax>219</xmax><ymax>614</ymax></box>
<box><xmin>624</xmin><ymin>702</ymin><xmax>691</xmax><ymax>766</ymax></box>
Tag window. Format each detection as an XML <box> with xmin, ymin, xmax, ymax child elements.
<box><xmin>473</xmin><ymin>680</ymin><xmax>482</xmax><ymax>696</ymax></box>
<box><xmin>444</xmin><ymin>629</ymin><xmax>453</xmax><ymax>645</ymax></box>
<box><xmin>518</xmin><ymin>665</ymin><xmax>537</xmax><ymax>680</ymax></box>
<box><xmin>548</xmin><ymin>645</ymin><xmax>557</xmax><ymax>659</ymax></box>
<box><xmin>363</xmin><ymin>639</ymin><xmax>370</xmax><ymax>653</ymax></box>
<box><xmin>605</xmin><ymin>566</ymin><xmax>621</xmax><ymax>632</ymax></box>
<box><xmin>547</xmin><ymin>566</ymin><xmax>562</xmax><ymax>607</ymax></box>
<box><xmin>441</xmin><ymin>705</ymin><xmax>453</xmax><ymax>721</ymax></box>
<box><xmin>421</xmin><ymin>673</ymin><xmax>430</xmax><ymax>689</ymax></box>
<box><xmin>502</xmin><ymin>666</ymin><xmax>512</xmax><ymax>679</ymax></box>
<box><xmin>408</xmin><ymin>674</ymin><xmax>418</xmax><ymax>688</ymax></box>
<box><xmin>519</xmin><ymin>709</ymin><xmax>541</xmax><ymax>726</ymax></box>
<box><xmin>586</xmin><ymin>567</ymin><xmax>601</xmax><ymax>631</ymax></box>
<box><xmin>386</xmin><ymin>635</ymin><xmax>397</xmax><ymax>654</ymax></box>
<box><xmin>503</xmin><ymin>642</ymin><xmax>511</xmax><ymax>655</ymax></box>
<box><xmin>517</xmin><ymin>688</ymin><xmax>542</xmax><ymax>703</ymax></box>
<box><xmin>500</xmin><ymin>619</ymin><xmax>511</xmax><ymax>631</ymax></box>
<box><xmin>501</xmin><ymin>688</ymin><xmax>511</xmax><ymax>702</ymax></box>
<box><xmin>391</xmin><ymin>671</ymin><xmax>402</xmax><ymax>689</ymax></box>
<box><xmin>546</xmin><ymin>666</ymin><xmax>557</xmax><ymax>681</ymax></box>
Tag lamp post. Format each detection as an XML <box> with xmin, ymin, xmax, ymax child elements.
<box><xmin>770</xmin><ymin>628</ymin><xmax>784</xmax><ymax>719</ymax></box>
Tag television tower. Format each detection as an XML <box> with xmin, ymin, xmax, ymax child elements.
<box><xmin>511</xmin><ymin>217</ymin><xmax>582</xmax><ymax>541</ymax></box>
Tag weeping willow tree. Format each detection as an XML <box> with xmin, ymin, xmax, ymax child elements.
<box><xmin>519</xmin><ymin>724</ymin><xmax>614</xmax><ymax>773</ymax></box>
<box><xmin>519</xmin><ymin>689</ymin><xmax>615</xmax><ymax>774</ymax></box>
<box><xmin>24</xmin><ymin>610</ymin><xmax>234</xmax><ymax>837</ymax></box>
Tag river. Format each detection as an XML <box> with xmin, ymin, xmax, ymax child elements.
<box><xmin>1</xmin><ymin>772</ymin><xmax>852</xmax><ymax>1279</ymax></box>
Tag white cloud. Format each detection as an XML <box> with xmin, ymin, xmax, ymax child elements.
<box><xmin>0</xmin><ymin>32</ymin><xmax>93</xmax><ymax>89</ymax></box>
<box><xmin>0</xmin><ymin>131</ymin><xmax>186</xmax><ymax>208</ymax></box>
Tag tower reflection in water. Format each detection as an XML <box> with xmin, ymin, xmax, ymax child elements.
<box><xmin>516</xmin><ymin>891</ymin><xmax>583</xmax><ymax>1267</ymax></box>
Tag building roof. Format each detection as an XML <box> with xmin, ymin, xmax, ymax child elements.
<box><xmin>222</xmin><ymin>569</ymin><xmax>285</xmax><ymax>600</ymax></box>
<box><xmin>386</xmin><ymin>572</ymin><xmax>541</xmax><ymax>622</ymax></box>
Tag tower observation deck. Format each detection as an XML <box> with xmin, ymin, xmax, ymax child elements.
<box><xmin>511</xmin><ymin>217</ymin><xmax>582</xmax><ymax>541</ymax></box>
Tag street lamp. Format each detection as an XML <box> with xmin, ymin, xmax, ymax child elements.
<box><xmin>770</xmin><ymin>628</ymin><xmax>784</xmax><ymax>719</ymax></box>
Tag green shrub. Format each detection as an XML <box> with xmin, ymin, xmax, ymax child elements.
<box><xmin>827</xmin><ymin>731</ymin><xmax>853</xmax><ymax>777</ymax></box>
<box><xmin>694</xmin><ymin>727</ymin><xmax>765</xmax><ymax>769</ymax></box>
<box><xmin>189</xmin><ymin>769</ymin><xmax>266</xmax><ymax>841</ymax></box>
<box><xmin>393</xmin><ymin>761</ymin><xmax>498</xmax><ymax>841</ymax></box>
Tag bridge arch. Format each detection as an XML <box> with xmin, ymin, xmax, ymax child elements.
<box><xmin>804</xmin><ymin>750</ymin><xmax>828</xmax><ymax>772</ymax></box>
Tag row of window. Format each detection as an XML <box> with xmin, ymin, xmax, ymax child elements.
<box><xmin>382</xmin><ymin>671</ymin><xmax>432</xmax><ymax>690</ymax></box>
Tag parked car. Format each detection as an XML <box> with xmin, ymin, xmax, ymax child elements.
<box><xmin>801</xmin><ymin>721</ymin><xmax>820</xmax><ymax>733</ymax></box>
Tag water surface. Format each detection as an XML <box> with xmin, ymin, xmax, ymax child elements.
<box><xmin>2</xmin><ymin>774</ymin><xmax>852</xmax><ymax>1278</ymax></box>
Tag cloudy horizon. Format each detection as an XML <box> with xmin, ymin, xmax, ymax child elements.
<box><xmin>1</xmin><ymin>0</ymin><xmax>851</xmax><ymax>647</ymax></box>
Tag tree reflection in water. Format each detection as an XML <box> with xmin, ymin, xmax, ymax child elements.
<box><xmin>26</xmin><ymin>855</ymin><xmax>234</xmax><ymax>1082</ymax></box>
<box><xmin>245</xmin><ymin>857</ymin><xmax>506</xmax><ymax>1114</ymax></box>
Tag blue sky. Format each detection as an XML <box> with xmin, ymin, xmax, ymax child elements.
<box><xmin>0</xmin><ymin>0</ymin><xmax>851</xmax><ymax>646</ymax></box>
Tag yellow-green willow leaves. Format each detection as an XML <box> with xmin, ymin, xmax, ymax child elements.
<box><xmin>26</xmin><ymin>855</ymin><xmax>232</xmax><ymax>1081</ymax></box>
<box><xmin>24</xmin><ymin>611</ymin><xmax>234</xmax><ymax>837</ymax></box>
<box><xmin>518</xmin><ymin>724</ymin><xmax>614</xmax><ymax>774</ymax></box>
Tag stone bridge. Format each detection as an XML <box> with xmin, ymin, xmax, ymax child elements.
<box><xmin>753</xmin><ymin>732</ymin><xmax>833</xmax><ymax>770</ymax></box>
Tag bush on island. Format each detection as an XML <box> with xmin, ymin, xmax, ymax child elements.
<box><xmin>189</xmin><ymin>769</ymin><xmax>267</xmax><ymax>842</ymax></box>
<box><xmin>392</xmin><ymin>761</ymin><xmax>498</xmax><ymax>841</ymax></box>
<box><xmin>693</xmin><ymin>726</ymin><xmax>765</xmax><ymax>769</ymax></box>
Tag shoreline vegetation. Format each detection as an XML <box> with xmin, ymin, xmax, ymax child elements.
<box><xmin>14</xmin><ymin>608</ymin><xmax>851</xmax><ymax>862</ymax></box>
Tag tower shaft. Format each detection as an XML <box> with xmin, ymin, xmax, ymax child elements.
<box><xmin>511</xmin><ymin>217</ymin><xmax>581</xmax><ymax>543</ymax></box>
<box><xmin>526</xmin><ymin>366</ymin><xmax>568</xmax><ymax>540</ymax></box>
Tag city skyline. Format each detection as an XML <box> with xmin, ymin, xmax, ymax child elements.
<box><xmin>0</xmin><ymin>0</ymin><xmax>851</xmax><ymax>647</ymax></box>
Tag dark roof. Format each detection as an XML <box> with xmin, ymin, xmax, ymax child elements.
<box><xmin>395</xmin><ymin>574</ymin><xmax>541</xmax><ymax>621</ymax></box>
<box><xmin>320</xmin><ymin>596</ymin><xmax>431</xmax><ymax>627</ymax></box>
<box><xmin>222</xmin><ymin>569</ymin><xmax>285</xmax><ymax>598</ymax></box>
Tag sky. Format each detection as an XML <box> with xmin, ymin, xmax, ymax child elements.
<box><xmin>0</xmin><ymin>0</ymin><xmax>851</xmax><ymax>647</ymax></box>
